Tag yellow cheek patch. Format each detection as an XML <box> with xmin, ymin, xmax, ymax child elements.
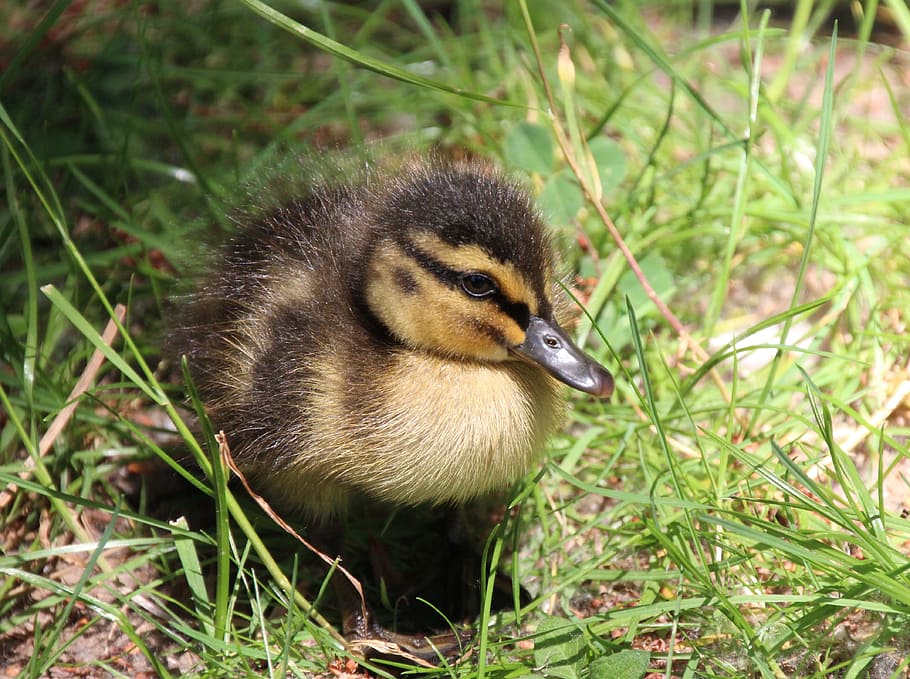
<box><xmin>365</xmin><ymin>240</ymin><xmax>524</xmax><ymax>361</ymax></box>
<box><xmin>365</xmin><ymin>242</ymin><xmax>431</xmax><ymax>325</ymax></box>
<box><xmin>498</xmin><ymin>317</ymin><xmax>526</xmax><ymax>347</ymax></box>
<box><xmin>409</xmin><ymin>232</ymin><xmax>547</xmax><ymax>315</ymax></box>
<box><xmin>449</xmin><ymin>293</ymin><xmax>525</xmax><ymax>353</ymax></box>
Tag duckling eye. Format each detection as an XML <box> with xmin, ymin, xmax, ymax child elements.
<box><xmin>460</xmin><ymin>273</ymin><xmax>497</xmax><ymax>298</ymax></box>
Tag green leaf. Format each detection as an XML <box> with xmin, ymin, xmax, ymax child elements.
<box><xmin>504</xmin><ymin>122</ymin><xmax>555</xmax><ymax>175</ymax></box>
<box><xmin>588</xmin><ymin>649</ymin><xmax>650</xmax><ymax>679</ymax></box>
<box><xmin>540</xmin><ymin>171</ymin><xmax>584</xmax><ymax>225</ymax></box>
<box><xmin>617</xmin><ymin>253</ymin><xmax>674</xmax><ymax>315</ymax></box>
<box><xmin>533</xmin><ymin>616</ymin><xmax>585</xmax><ymax>679</ymax></box>
<box><xmin>589</xmin><ymin>136</ymin><xmax>627</xmax><ymax>195</ymax></box>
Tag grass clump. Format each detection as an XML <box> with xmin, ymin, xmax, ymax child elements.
<box><xmin>2</xmin><ymin>1</ymin><xmax>910</xmax><ymax>677</ymax></box>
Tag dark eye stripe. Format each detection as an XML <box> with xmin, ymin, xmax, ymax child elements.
<box><xmin>500</xmin><ymin>298</ymin><xmax>530</xmax><ymax>329</ymax></box>
<box><xmin>402</xmin><ymin>242</ymin><xmax>532</xmax><ymax>329</ymax></box>
<box><xmin>468</xmin><ymin>318</ymin><xmax>507</xmax><ymax>345</ymax></box>
<box><xmin>402</xmin><ymin>242</ymin><xmax>461</xmax><ymax>288</ymax></box>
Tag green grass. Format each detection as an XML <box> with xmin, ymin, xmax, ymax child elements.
<box><xmin>2</xmin><ymin>1</ymin><xmax>910</xmax><ymax>677</ymax></box>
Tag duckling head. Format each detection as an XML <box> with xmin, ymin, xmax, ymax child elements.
<box><xmin>361</xmin><ymin>162</ymin><xmax>613</xmax><ymax>398</ymax></box>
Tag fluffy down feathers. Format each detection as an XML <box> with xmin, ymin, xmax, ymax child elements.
<box><xmin>174</xmin><ymin>155</ymin><xmax>607</xmax><ymax>517</ymax></box>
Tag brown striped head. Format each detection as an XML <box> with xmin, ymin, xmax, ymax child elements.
<box><xmin>362</xmin><ymin>161</ymin><xmax>613</xmax><ymax>398</ymax></box>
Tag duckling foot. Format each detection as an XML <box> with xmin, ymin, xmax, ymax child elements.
<box><xmin>342</xmin><ymin>604</ymin><xmax>473</xmax><ymax>665</ymax></box>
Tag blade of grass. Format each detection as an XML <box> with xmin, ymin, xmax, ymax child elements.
<box><xmin>0</xmin><ymin>304</ymin><xmax>125</xmax><ymax>506</ymax></box>
<box><xmin>0</xmin><ymin>0</ymin><xmax>72</xmax><ymax>92</ymax></box>
<box><xmin>0</xmin><ymin>105</ymin><xmax>169</xmax><ymax>407</ymax></box>
<box><xmin>699</xmin><ymin>514</ymin><xmax>910</xmax><ymax>606</ymax></box>
<box><xmin>704</xmin><ymin>9</ymin><xmax>769</xmax><ymax>336</ymax></box>
<box><xmin>799</xmin><ymin>367</ymin><xmax>889</xmax><ymax>546</ymax></box>
<box><xmin>0</xmin><ymin>566</ymin><xmax>171</xmax><ymax>677</ymax></box>
<box><xmin>766</xmin><ymin>0</ymin><xmax>814</xmax><ymax>102</ymax></box>
<box><xmin>32</xmin><ymin>505</ymin><xmax>123</xmax><ymax>676</ymax></box>
<box><xmin>172</xmin><ymin>516</ymin><xmax>215</xmax><ymax>637</ymax></box>
<box><xmin>237</xmin><ymin>0</ymin><xmax>517</xmax><ymax>106</ymax></box>
<box><xmin>883</xmin><ymin>0</ymin><xmax>910</xmax><ymax>41</ymax></box>
<box><xmin>3</xmin><ymin>147</ymin><xmax>38</xmax><ymax>433</ymax></box>
<box><xmin>750</xmin><ymin>24</ymin><xmax>838</xmax><ymax>434</ymax></box>
<box><xmin>40</xmin><ymin>287</ymin><xmax>162</xmax><ymax>405</ymax></box>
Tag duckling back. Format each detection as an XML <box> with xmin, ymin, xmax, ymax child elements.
<box><xmin>175</xmin><ymin>156</ymin><xmax>607</xmax><ymax>517</ymax></box>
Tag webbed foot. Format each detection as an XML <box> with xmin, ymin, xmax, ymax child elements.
<box><xmin>342</xmin><ymin>601</ymin><xmax>473</xmax><ymax>665</ymax></box>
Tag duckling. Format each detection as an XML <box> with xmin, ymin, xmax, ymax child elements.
<box><xmin>175</xmin><ymin>154</ymin><xmax>613</xmax><ymax>654</ymax></box>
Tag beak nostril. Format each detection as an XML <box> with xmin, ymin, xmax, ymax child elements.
<box><xmin>514</xmin><ymin>316</ymin><xmax>611</xmax><ymax>397</ymax></box>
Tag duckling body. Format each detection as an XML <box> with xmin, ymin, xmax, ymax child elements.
<box><xmin>177</xmin><ymin>156</ymin><xmax>612</xmax><ymax>518</ymax></box>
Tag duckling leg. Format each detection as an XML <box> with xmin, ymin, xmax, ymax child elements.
<box><xmin>332</xmin><ymin>567</ymin><xmax>473</xmax><ymax>663</ymax></box>
<box><xmin>311</xmin><ymin>517</ymin><xmax>471</xmax><ymax>664</ymax></box>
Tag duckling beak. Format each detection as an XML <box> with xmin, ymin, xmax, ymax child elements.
<box><xmin>513</xmin><ymin>316</ymin><xmax>614</xmax><ymax>398</ymax></box>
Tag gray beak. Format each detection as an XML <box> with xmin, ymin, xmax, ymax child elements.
<box><xmin>512</xmin><ymin>315</ymin><xmax>613</xmax><ymax>398</ymax></box>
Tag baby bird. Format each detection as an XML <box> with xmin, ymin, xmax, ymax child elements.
<box><xmin>178</xmin><ymin>155</ymin><xmax>611</xmax><ymax>518</ymax></box>
<box><xmin>175</xmin><ymin>154</ymin><xmax>612</xmax><ymax>653</ymax></box>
